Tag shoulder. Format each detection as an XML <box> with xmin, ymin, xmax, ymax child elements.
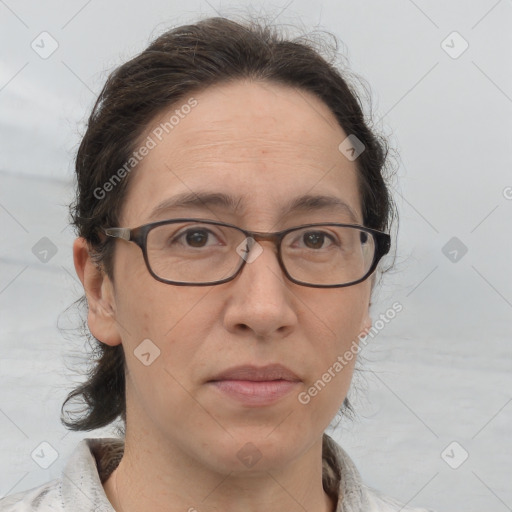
<box><xmin>0</xmin><ymin>479</ymin><xmax>63</xmax><ymax>511</ymax></box>
<box><xmin>0</xmin><ymin>437</ymin><xmax>121</xmax><ymax>512</ymax></box>
<box><xmin>364</xmin><ymin>485</ymin><xmax>437</xmax><ymax>512</ymax></box>
<box><xmin>322</xmin><ymin>434</ymin><xmax>437</xmax><ymax>512</ymax></box>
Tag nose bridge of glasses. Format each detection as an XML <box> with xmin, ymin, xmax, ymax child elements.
<box><xmin>234</xmin><ymin>230</ymin><xmax>287</xmax><ymax>283</ymax></box>
<box><xmin>239</xmin><ymin>231</ymin><xmax>284</xmax><ymax>258</ymax></box>
<box><xmin>246</xmin><ymin>230</ymin><xmax>281</xmax><ymax>244</ymax></box>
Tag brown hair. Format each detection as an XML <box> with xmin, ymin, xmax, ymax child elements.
<box><xmin>61</xmin><ymin>16</ymin><xmax>397</xmax><ymax>433</ymax></box>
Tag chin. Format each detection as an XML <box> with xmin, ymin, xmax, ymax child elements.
<box><xmin>197</xmin><ymin>426</ymin><xmax>312</xmax><ymax>474</ymax></box>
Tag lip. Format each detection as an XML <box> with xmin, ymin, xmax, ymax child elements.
<box><xmin>207</xmin><ymin>364</ymin><xmax>301</xmax><ymax>407</ymax></box>
<box><xmin>209</xmin><ymin>364</ymin><xmax>300</xmax><ymax>382</ymax></box>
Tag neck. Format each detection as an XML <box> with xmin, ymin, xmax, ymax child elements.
<box><xmin>103</xmin><ymin>429</ymin><xmax>336</xmax><ymax>512</ymax></box>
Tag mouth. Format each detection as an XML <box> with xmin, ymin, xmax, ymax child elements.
<box><xmin>207</xmin><ymin>364</ymin><xmax>301</xmax><ymax>406</ymax></box>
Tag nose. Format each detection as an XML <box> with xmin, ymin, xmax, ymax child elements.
<box><xmin>221</xmin><ymin>240</ymin><xmax>298</xmax><ymax>339</ymax></box>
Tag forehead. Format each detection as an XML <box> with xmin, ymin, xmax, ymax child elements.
<box><xmin>121</xmin><ymin>80</ymin><xmax>362</xmax><ymax>226</ymax></box>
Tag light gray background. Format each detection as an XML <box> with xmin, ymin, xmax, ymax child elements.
<box><xmin>1</xmin><ymin>1</ymin><xmax>511</xmax><ymax>511</ymax></box>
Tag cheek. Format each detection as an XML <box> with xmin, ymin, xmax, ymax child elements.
<box><xmin>297</xmin><ymin>288</ymin><xmax>369</xmax><ymax>417</ymax></box>
<box><xmin>306</xmin><ymin>287</ymin><xmax>370</xmax><ymax>353</ymax></box>
<box><xmin>115</xmin><ymin>276</ymin><xmax>223</xmax><ymax>382</ymax></box>
<box><xmin>113</xmin><ymin>250</ymin><xmax>212</xmax><ymax>339</ymax></box>
<box><xmin>118</xmin><ymin>285</ymin><xmax>223</xmax><ymax>425</ymax></box>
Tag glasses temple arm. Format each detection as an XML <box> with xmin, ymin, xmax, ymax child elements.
<box><xmin>104</xmin><ymin>227</ymin><xmax>131</xmax><ymax>240</ymax></box>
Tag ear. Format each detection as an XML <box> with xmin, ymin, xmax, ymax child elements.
<box><xmin>73</xmin><ymin>237</ymin><xmax>122</xmax><ymax>346</ymax></box>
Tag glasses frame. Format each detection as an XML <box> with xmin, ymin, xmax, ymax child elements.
<box><xmin>104</xmin><ymin>218</ymin><xmax>391</xmax><ymax>288</ymax></box>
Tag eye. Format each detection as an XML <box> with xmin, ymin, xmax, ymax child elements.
<box><xmin>185</xmin><ymin>229</ymin><xmax>209</xmax><ymax>247</ymax></box>
<box><xmin>175</xmin><ymin>227</ymin><xmax>221</xmax><ymax>248</ymax></box>
<box><xmin>298</xmin><ymin>231</ymin><xmax>336</xmax><ymax>250</ymax></box>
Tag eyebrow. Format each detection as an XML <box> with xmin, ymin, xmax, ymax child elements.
<box><xmin>285</xmin><ymin>194</ymin><xmax>360</xmax><ymax>223</ymax></box>
<box><xmin>147</xmin><ymin>191</ymin><xmax>360</xmax><ymax>224</ymax></box>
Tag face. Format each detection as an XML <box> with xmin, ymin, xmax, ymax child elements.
<box><xmin>80</xmin><ymin>80</ymin><xmax>373</xmax><ymax>473</ymax></box>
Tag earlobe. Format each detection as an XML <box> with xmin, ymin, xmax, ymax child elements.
<box><xmin>73</xmin><ymin>237</ymin><xmax>122</xmax><ymax>347</ymax></box>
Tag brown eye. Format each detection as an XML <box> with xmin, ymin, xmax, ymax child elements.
<box><xmin>185</xmin><ymin>230</ymin><xmax>209</xmax><ymax>247</ymax></box>
<box><xmin>302</xmin><ymin>232</ymin><xmax>331</xmax><ymax>249</ymax></box>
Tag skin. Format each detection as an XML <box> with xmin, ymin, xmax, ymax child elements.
<box><xmin>74</xmin><ymin>80</ymin><xmax>374</xmax><ymax>512</ymax></box>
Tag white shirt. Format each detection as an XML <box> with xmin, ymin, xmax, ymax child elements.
<box><xmin>0</xmin><ymin>434</ymin><xmax>435</xmax><ymax>511</ymax></box>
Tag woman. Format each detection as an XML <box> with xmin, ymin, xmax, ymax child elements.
<box><xmin>0</xmin><ymin>16</ymin><xmax>435</xmax><ymax>512</ymax></box>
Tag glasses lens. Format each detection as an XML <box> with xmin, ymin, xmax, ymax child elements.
<box><xmin>146</xmin><ymin>221</ymin><xmax>376</xmax><ymax>286</ymax></box>
<box><xmin>147</xmin><ymin>221</ymin><xmax>246</xmax><ymax>284</ymax></box>
<box><xmin>281</xmin><ymin>225</ymin><xmax>376</xmax><ymax>286</ymax></box>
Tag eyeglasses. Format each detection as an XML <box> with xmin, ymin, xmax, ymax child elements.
<box><xmin>104</xmin><ymin>218</ymin><xmax>391</xmax><ymax>288</ymax></box>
